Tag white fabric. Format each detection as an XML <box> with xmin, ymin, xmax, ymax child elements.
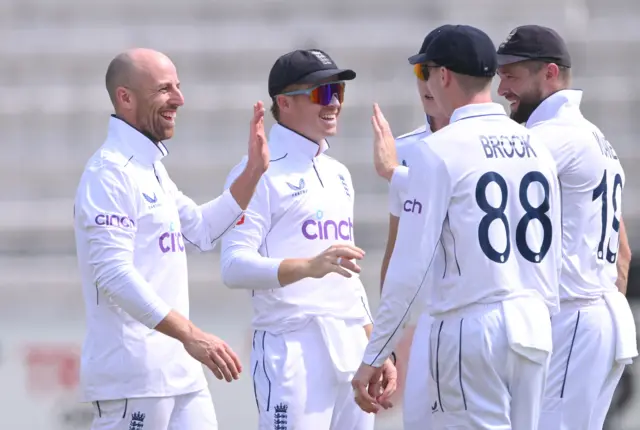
<box><xmin>603</xmin><ymin>291</ymin><xmax>638</xmax><ymax>364</ymax></box>
<box><xmin>502</xmin><ymin>293</ymin><xmax>553</xmax><ymax>364</ymax></box>
<box><xmin>403</xmin><ymin>312</ymin><xmax>433</xmax><ymax>430</ymax></box>
<box><xmin>220</xmin><ymin>124</ymin><xmax>372</xmax><ymax>334</ymax></box>
<box><xmin>429</xmin><ymin>302</ymin><xmax>548</xmax><ymax>430</ymax></box>
<box><xmin>89</xmin><ymin>389</ymin><xmax>217</xmax><ymax>430</ymax></box>
<box><xmin>388</xmin><ymin>122</ymin><xmax>431</xmax><ymax>218</ymax></box>
<box><xmin>527</xmin><ymin>90</ymin><xmax>626</xmax><ymax>300</ymax></box>
<box><xmin>541</xmin><ymin>298</ymin><xmax>626</xmax><ymax>430</ymax></box>
<box><xmin>74</xmin><ymin>116</ymin><xmax>243</xmax><ymax>402</ymax></box>
<box><xmin>363</xmin><ymin>102</ymin><xmax>561</xmax><ymax>367</ymax></box>
<box><xmin>251</xmin><ymin>319</ymin><xmax>374</xmax><ymax>430</ymax></box>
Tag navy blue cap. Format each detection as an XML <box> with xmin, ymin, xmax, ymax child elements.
<box><xmin>420</xmin><ymin>25</ymin><xmax>497</xmax><ymax>77</ymax></box>
<box><xmin>497</xmin><ymin>25</ymin><xmax>571</xmax><ymax>68</ymax></box>
<box><xmin>268</xmin><ymin>49</ymin><xmax>356</xmax><ymax>98</ymax></box>
<box><xmin>408</xmin><ymin>25</ymin><xmax>456</xmax><ymax>65</ymax></box>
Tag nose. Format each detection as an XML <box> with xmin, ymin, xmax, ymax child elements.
<box><xmin>328</xmin><ymin>94</ymin><xmax>340</xmax><ymax>107</ymax></box>
<box><xmin>497</xmin><ymin>80</ymin><xmax>508</xmax><ymax>97</ymax></box>
<box><xmin>172</xmin><ymin>88</ymin><xmax>185</xmax><ymax>107</ymax></box>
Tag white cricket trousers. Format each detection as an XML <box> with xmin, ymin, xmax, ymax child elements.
<box><xmin>404</xmin><ymin>312</ymin><xmax>434</xmax><ymax>430</ymax></box>
<box><xmin>89</xmin><ymin>389</ymin><xmax>217</xmax><ymax>430</ymax></box>
<box><xmin>429</xmin><ymin>301</ymin><xmax>550</xmax><ymax>430</ymax></box>
<box><xmin>539</xmin><ymin>297</ymin><xmax>625</xmax><ymax>430</ymax></box>
<box><xmin>251</xmin><ymin>318</ymin><xmax>375</xmax><ymax>430</ymax></box>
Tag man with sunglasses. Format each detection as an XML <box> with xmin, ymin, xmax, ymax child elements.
<box><xmin>220</xmin><ymin>49</ymin><xmax>394</xmax><ymax>429</ymax></box>
<box><xmin>497</xmin><ymin>25</ymin><xmax>637</xmax><ymax>429</ymax></box>
<box><xmin>353</xmin><ymin>25</ymin><xmax>562</xmax><ymax>429</ymax></box>
<box><xmin>373</xmin><ymin>25</ymin><xmax>451</xmax><ymax>430</ymax></box>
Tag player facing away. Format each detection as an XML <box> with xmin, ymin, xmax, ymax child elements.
<box><xmin>374</xmin><ymin>25</ymin><xmax>451</xmax><ymax>430</ymax></box>
<box><xmin>74</xmin><ymin>48</ymin><xmax>269</xmax><ymax>430</ymax></box>
<box><xmin>352</xmin><ymin>25</ymin><xmax>562</xmax><ymax>429</ymax></box>
<box><xmin>220</xmin><ymin>49</ymin><xmax>396</xmax><ymax>430</ymax></box>
<box><xmin>497</xmin><ymin>25</ymin><xmax>638</xmax><ymax>429</ymax></box>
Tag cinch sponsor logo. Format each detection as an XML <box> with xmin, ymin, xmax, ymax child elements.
<box><xmin>94</xmin><ymin>214</ymin><xmax>135</xmax><ymax>229</ymax></box>
<box><xmin>302</xmin><ymin>210</ymin><xmax>353</xmax><ymax>241</ymax></box>
<box><xmin>159</xmin><ymin>232</ymin><xmax>185</xmax><ymax>253</ymax></box>
<box><xmin>403</xmin><ymin>199</ymin><xmax>423</xmax><ymax>214</ymax></box>
<box><xmin>159</xmin><ymin>221</ymin><xmax>185</xmax><ymax>253</ymax></box>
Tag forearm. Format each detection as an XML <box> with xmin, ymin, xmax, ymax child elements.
<box><xmin>277</xmin><ymin>258</ymin><xmax>312</xmax><ymax>287</ymax></box>
<box><xmin>222</xmin><ymin>254</ymin><xmax>312</xmax><ymax>289</ymax></box>
<box><xmin>381</xmin><ymin>215</ymin><xmax>400</xmax><ymax>292</ymax></box>
<box><xmin>616</xmin><ymin>218</ymin><xmax>632</xmax><ymax>295</ymax></box>
<box><xmin>97</xmin><ymin>265</ymin><xmax>172</xmax><ymax>329</ymax></box>
<box><xmin>198</xmin><ymin>190</ymin><xmax>244</xmax><ymax>245</ymax></box>
<box><xmin>229</xmin><ymin>165</ymin><xmax>263</xmax><ymax>210</ymax></box>
<box><xmin>617</xmin><ymin>251</ymin><xmax>631</xmax><ymax>295</ymax></box>
<box><xmin>363</xmin><ymin>323</ymin><xmax>373</xmax><ymax>339</ymax></box>
<box><xmin>380</xmin><ymin>249</ymin><xmax>393</xmax><ymax>293</ymax></box>
<box><xmin>155</xmin><ymin>309</ymin><xmax>201</xmax><ymax>343</ymax></box>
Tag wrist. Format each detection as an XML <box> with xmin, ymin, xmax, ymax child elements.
<box><xmin>389</xmin><ymin>351</ymin><xmax>397</xmax><ymax>365</ymax></box>
<box><xmin>244</xmin><ymin>162</ymin><xmax>266</xmax><ymax>179</ymax></box>
<box><xmin>384</xmin><ymin>163</ymin><xmax>400</xmax><ymax>181</ymax></box>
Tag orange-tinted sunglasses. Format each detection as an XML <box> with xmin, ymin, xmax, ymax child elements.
<box><xmin>281</xmin><ymin>82</ymin><xmax>346</xmax><ymax>106</ymax></box>
<box><xmin>413</xmin><ymin>63</ymin><xmax>440</xmax><ymax>81</ymax></box>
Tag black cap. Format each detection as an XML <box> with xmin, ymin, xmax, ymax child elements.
<box><xmin>419</xmin><ymin>25</ymin><xmax>497</xmax><ymax>77</ymax></box>
<box><xmin>497</xmin><ymin>25</ymin><xmax>571</xmax><ymax>67</ymax></box>
<box><xmin>268</xmin><ymin>49</ymin><xmax>356</xmax><ymax>98</ymax></box>
<box><xmin>408</xmin><ymin>24</ymin><xmax>456</xmax><ymax>65</ymax></box>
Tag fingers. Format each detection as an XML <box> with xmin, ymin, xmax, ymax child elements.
<box><xmin>371</xmin><ymin>113</ymin><xmax>382</xmax><ymax>137</ymax></box>
<box><xmin>329</xmin><ymin>244</ymin><xmax>366</xmax><ymax>259</ymax></box>
<box><xmin>373</xmin><ymin>103</ymin><xmax>387</xmax><ymax>127</ymax></box>
<box><xmin>225</xmin><ymin>344</ymin><xmax>243</xmax><ymax>374</ymax></box>
<box><xmin>338</xmin><ymin>258</ymin><xmax>362</xmax><ymax>274</ymax></box>
<box><xmin>210</xmin><ymin>347</ymin><xmax>240</xmax><ymax>382</ymax></box>
<box><xmin>353</xmin><ymin>384</ymin><xmax>380</xmax><ymax>414</ymax></box>
<box><xmin>202</xmin><ymin>357</ymin><xmax>224</xmax><ymax>381</ymax></box>
<box><xmin>377</xmin><ymin>379</ymin><xmax>397</xmax><ymax>409</ymax></box>
<box><xmin>333</xmin><ymin>266</ymin><xmax>353</xmax><ymax>278</ymax></box>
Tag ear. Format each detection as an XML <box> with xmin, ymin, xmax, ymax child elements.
<box><xmin>276</xmin><ymin>94</ymin><xmax>290</xmax><ymax>112</ymax></box>
<box><xmin>441</xmin><ymin>67</ymin><xmax>451</xmax><ymax>88</ymax></box>
<box><xmin>116</xmin><ymin>87</ymin><xmax>133</xmax><ymax>109</ymax></box>
<box><xmin>545</xmin><ymin>63</ymin><xmax>560</xmax><ymax>81</ymax></box>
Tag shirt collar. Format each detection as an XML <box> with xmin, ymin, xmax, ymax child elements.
<box><xmin>108</xmin><ymin>115</ymin><xmax>168</xmax><ymax>165</ymax></box>
<box><xmin>449</xmin><ymin>102</ymin><xmax>507</xmax><ymax>124</ymax></box>
<box><xmin>525</xmin><ymin>89</ymin><xmax>583</xmax><ymax>128</ymax></box>
<box><xmin>269</xmin><ymin>123</ymin><xmax>329</xmax><ymax>159</ymax></box>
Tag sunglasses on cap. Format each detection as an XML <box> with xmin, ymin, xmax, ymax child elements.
<box><xmin>280</xmin><ymin>81</ymin><xmax>346</xmax><ymax>106</ymax></box>
<box><xmin>413</xmin><ymin>63</ymin><xmax>440</xmax><ymax>81</ymax></box>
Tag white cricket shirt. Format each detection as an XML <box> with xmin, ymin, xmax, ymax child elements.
<box><xmin>526</xmin><ymin>90</ymin><xmax>624</xmax><ymax>300</ymax></box>
<box><xmin>74</xmin><ymin>116</ymin><xmax>243</xmax><ymax>401</ymax></box>
<box><xmin>388</xmin><ymin>119</ymin><xmax>432</xmax><ymax>218</ymax></box>
<box><xmin>386</xmin><ymin>119</ymin><xmax>434</xmax><ymax>318</ymax></box>
<box><xmin>220</xmin><ymin>124</ymin><xmax>372</xmax><ymax>334</ymax></box>
<box><xmin>363</xmin><ymin>103</ymin><xmax>562</xmax><ymax>366</ymax></box>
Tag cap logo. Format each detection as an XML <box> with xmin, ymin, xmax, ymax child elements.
<box><xmin>499</xmin><ymin>28</ymin><xmax>518</xmax><ymax>49</ymax></box>
<box><xmin>309</xmin><ymin>50</ymin><xmax>332</xmax><ymax>65</ymax></box>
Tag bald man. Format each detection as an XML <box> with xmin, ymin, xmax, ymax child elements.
<box><xmin>73</xmin><ymin>48</ymin><xmax>269</xmax><ymax>430</ymax></box>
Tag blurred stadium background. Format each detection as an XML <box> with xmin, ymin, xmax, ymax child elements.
<box><xmin>1</xmin><ymin>0</ymin><xmax>640</xmax><ymax>428</ymax></box>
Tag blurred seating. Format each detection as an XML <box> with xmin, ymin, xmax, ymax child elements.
<box><xmin>1</xmin><ymin>0</ymin><xmax>639</xmax><ymax>290</ymax></box>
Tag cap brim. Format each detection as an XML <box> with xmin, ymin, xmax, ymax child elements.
<box><xmin>408</xmin><ymin>53</ymin><xmax>427</xmax><ymax>65</ymax></box>
<box><xmin>497</xmin><ymin>54</ymin><xmax>532</xmax><ymax>66</ymax></box>
<box><xmin>298</xmin><ymin>68</ymin><xmax>356</xmax><ymax>84</ymax></box>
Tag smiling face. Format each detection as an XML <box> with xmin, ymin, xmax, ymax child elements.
<box><xmin>115</xmin><ymin>50</ymin><xmax>184</xmax><ymax>142</ymax></box>
<box><xmin>277</xmin><ymin>77</ymin><xmax>344</xmax><ymax>142</ymax></box>
<box><xmin>497</xmin><ymin>61</ymin><xmax>548</xmax><ymax>124</ymax></box>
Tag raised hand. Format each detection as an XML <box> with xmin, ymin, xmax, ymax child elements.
<box><xmin>371</xmin><ymin>103</ymin><xmax>399</xmax><ymax>181</ymax></box>
<box><xmin>247</xmin><ymin>101</ymin><xmax>269</xmax><ymax>174</ymax></box>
